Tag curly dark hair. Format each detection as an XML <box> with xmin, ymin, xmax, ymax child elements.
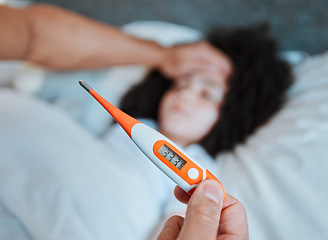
<box><xmin>119</xmin><ymin>24</ymin><xmax>293</xmax><ymax>158</ymax></box>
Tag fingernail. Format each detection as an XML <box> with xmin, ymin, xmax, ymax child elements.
<box><xmin>203</xmin><ymin>180</ymin><xmax>223</xmax><ymax>204</ymax></box>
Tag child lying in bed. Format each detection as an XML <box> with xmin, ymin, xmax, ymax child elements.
<box><xmin>119</xmin><ymin>23</ymin><xmax>293</xmax><ymax>157</ymax></box>
<box><xmin>102</xmin><ymin>24</ymin><xmax>293</xmax><ymax>238</ymax></box>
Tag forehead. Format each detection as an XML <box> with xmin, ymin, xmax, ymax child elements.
<box><xmin>181</xmin><ymin>71</ymin><xmax>229</xmax><ymax>89</ymax></box>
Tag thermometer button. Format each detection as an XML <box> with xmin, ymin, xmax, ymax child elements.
<box><xmin>188</xmin><ymin>168</ymin><xmax>200</xmax><ymax>180</ymax></box>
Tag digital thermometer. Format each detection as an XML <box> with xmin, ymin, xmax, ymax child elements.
<box><xmin>79</xmin><ymin>80</ymin><xmax>225</xmax><ymax>196</ymax></box>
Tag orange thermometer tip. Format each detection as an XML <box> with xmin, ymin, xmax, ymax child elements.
<box><xmin>78</xmin><ymin>80</ymin><xmax>141</xmax><ymax>138</ymax></box>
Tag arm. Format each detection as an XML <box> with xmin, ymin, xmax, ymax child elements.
<box><xmin>0</xmin><ymin>4</ymin><xmax>231</xmax><ymax>77</ymax></box>
<box><xmin>0</xmin><ymin>4</ymin><xmax>165</xmax><ymax>70</ymax></box>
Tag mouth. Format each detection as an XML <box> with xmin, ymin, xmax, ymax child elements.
<box><xmin>170</xmin><ymin>104</ymin><xmax>190</xmax><ymax>117</ymax></box>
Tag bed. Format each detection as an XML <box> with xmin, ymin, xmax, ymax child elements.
<box><xmin>0</xmin><ymin>6</ymin><xmax>328</xmax><ymax>240</ymax></box>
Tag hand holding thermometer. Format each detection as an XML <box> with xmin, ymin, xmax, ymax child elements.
<box><xmin>79</xmin><ymin>80</ymin><xmax>225</xmax><ymax>197</ymax></box>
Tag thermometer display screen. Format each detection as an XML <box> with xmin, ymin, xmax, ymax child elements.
<box><xmin>158</xmin><ymin>144</ymin><xmax>186</xmax><ymax>170</ymax></box>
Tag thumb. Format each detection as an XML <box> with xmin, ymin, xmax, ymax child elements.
<box><xmin>178</xmin><ymin>180</ymin><xmax>224</xmax><ymax>240</ymax></box>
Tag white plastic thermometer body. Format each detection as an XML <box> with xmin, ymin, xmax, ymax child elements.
<box><xmin>132</xmin><ymin>122</ymin><xmax>210</xmax><ymax>194</ymax></box>
<box><xmin>79</xmin><ymin>80</ymin><xmax>224</xmax><ymax>196</ymax></box>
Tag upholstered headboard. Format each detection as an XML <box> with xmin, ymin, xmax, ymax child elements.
<box><xmin>31</xmin><ymin>0</ymin><xmax>328</xmax><ymax>55</ymax></box>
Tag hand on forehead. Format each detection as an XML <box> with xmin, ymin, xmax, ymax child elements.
<box><xmin>159</xmin><ymin>41</ymin><xmax>233</xmax><ymax>79</ymax></box>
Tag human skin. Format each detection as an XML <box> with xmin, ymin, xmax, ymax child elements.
<box><xmin>0</xmin><ymin>4</ymin><xmax>230</xmax><ymax>78</ymax></box>
<box><xmin>157</xmin><ymin>180</ymin><xmax>249</xmax><ymax>240</ymax></box>
<box><xmin>158</xmin><ymin>55</ymin><xmax>232</xmax><ymax>147</ymax></box>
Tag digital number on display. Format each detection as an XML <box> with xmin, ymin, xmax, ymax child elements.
<box><xmin>158</xmin><ymin>144</ymin><xmax>187</xmax><ymax>170</ymax></box>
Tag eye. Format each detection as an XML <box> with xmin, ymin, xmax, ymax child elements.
<box><xmin>202</xmin><ymin>88</ymin><xmax>223</xmax><ymax>103</ymax></box>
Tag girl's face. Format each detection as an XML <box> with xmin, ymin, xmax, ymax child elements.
<box><xmin>158</xmin><ymin>69</ymin><xmax>231</xmax><ymax>147</ymax></box>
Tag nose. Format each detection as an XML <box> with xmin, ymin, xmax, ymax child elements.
<box><xmin>174</xmin><ymin>88</ymin><xmax>195</xmax><ymax>105</ymax></box>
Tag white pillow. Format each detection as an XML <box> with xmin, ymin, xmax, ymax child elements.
<box><xmin>215</xmin><ymin>52</ymin><xmax>328</xmax><ymax>240</ymax></box>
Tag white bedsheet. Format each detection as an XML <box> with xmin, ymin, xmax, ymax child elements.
<box><xmin>0</xmin><ymin>90</ymin><xmax>215</xmax><ymax>240</ymax></box>
<box><xmin>0</xmin><ymin>90</ymin><xmax>161</xmax><ymax>240</ymax></box>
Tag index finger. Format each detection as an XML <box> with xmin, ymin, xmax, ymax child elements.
<box><xmin>174</xmin><ymin>185</ymin><xmax>191</xmax><ymax>204</ymax></box>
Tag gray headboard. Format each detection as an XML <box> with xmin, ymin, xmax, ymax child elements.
<box><xmin>32</xmin><ymin>0</ymin><xmax>328</xmax><ymax>55</ymax></box>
